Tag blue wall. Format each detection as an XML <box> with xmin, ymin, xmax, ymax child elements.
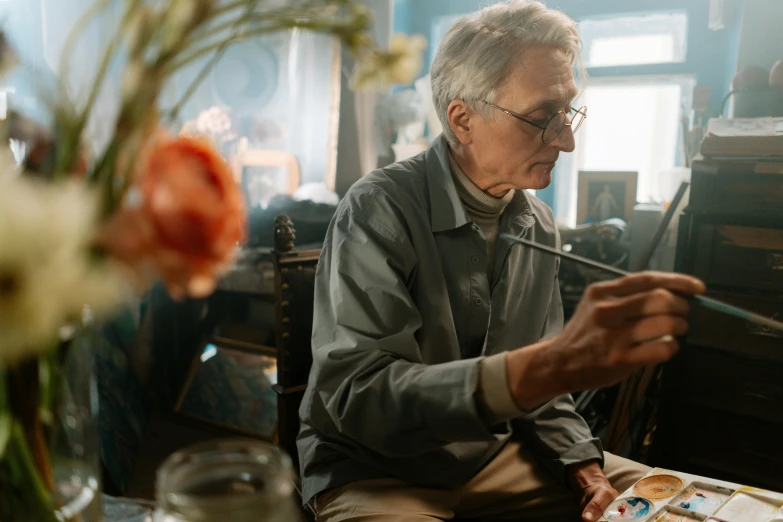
<box><xmin>393</xmin><ymin>0</ymin><xmax>743</xmax><ymax>208</ymax></box>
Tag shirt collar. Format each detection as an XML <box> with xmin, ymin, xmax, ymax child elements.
<box><xmin>425</xmin><ymin>134</ymin><xmax>536</xmax><ymax>233</ymax></box>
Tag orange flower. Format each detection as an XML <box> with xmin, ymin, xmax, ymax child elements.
<box><xmin>100</xmin><ymin>133</ymin><xmax>246</xmax><ymax>299</ymax></box>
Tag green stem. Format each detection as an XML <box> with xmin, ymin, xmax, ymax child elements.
<box><xmin>74</xmin><ymin>2</ymin><xmax>140</xmax><ymax>141</ymax></box>
<box><xmin>205</xmin><ymin>0</ymin><xmax>252</xmax><ymax>20</ymax></box>
<box><xmin>59</xmin><ymin>0</ymin><xmax>113</xmax><ymax>81</ymax></box>
<box><xmin>168</xmin><ymin>17</ymin><xmax>352</xmax><ymax>74</ymax></box>
<box><xmin>166</xmin><ymin>43</ymin><xmax>230</xmax><ymax>123</ymax></box>
<box><xmin>0</xmin><ymin>368</ymin><xmax>9</xmax><ymax>460</ymax></box>
<box><xmin>167</xmin><ymin>29</ymin><xmax>273</xmax><ymax>71</ymax></box>
<box><xmin>166</xmin><ymin>0</ymin><xmax>260</xmax><ymax>123</ymax></box>
<box><xmin>190</xmin><ymin>5</ymin><xmax>337</xmax><ymax>44</ymax></box>
<box><xmin>94</xmin><ymin>139</ymin><xmax>121</xmax><ymax>215</ymax></box>
<box><xmin>57</xmin><ymin>0</ymin><xmax>140</xmax><ymax>175</ymax></box>
<box><xmin>7</xmin><ymin>423</ymin><xmax>59</xmax><ymax>522</ymax></box>
<box><xmin>38</xmin><ymin>351</ymin><xmax>59</xmax><ymax>430</ymax></box>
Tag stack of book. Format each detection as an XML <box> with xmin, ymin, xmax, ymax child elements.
<box><xmin>700</xmin><ymin>117</ymin><xmax>783</xmax><ymax>160</ymax></box>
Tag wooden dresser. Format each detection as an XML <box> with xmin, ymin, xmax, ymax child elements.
<box><xmin>652</xmin><ymin>157</ymin><xmax>783</xmax><ymax>491</ymax></box>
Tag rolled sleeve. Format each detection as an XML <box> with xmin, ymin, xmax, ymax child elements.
<box><xmin>511</xmin><ymin>251</ymin><xmax>604</xmax><ymax>483</ymax></box>
<box><xmin>478</xmin><ymin>353</ymin><xmax>525</xmax><ymax>423</ymax></box>
<box><xmin>515</xmin><ymin>394</ymin><xmax>604</xmax><ymax>482</ymax></box>
<box><xmin>309</xmin><ymin>190</ymin><xmax>497</xmax><ymax>458</ymax></box>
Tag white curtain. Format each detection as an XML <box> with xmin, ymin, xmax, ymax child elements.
<box><xmin>335</xmin><ymin>0</ymin><xmax>392</xmax><ymax>194</ymax></box>
<box><xmin>355</xmin><ymin>90</ymin><xmax>382</xmax><ymax>177</ymax></box>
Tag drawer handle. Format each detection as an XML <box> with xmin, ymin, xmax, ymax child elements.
<box><xmin>768</xmin><ymin>252</ymin><xmax>783</xmax><ymax>271</ymax></box>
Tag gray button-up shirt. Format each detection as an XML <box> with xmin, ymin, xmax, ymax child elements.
<box><xmin>298</xmin><ymin>135</ymin><xmax>602</xmax><ymax>504</ymax></box>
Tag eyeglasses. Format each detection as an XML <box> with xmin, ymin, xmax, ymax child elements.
<box><xmin>482</xmin><ymin>101</ymin><xmax>587</xmax><ymax>144</ymax></box>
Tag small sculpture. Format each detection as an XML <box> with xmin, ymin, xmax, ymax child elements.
<box><xmin>274</xmin><ymin>214</ymin><xmax>295</xmax><ymax>253</ymax></box>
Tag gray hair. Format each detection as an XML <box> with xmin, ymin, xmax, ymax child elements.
<box><xmin>430</xmin><ymin>0</ymin><xmax>585</xmax><ymax>145</ymax></box>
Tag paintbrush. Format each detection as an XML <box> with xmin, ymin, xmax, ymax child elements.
<box><xmin>501</xmin><ymin>234</ymin><xmax>783</xmax><ymax>334</ymax></box>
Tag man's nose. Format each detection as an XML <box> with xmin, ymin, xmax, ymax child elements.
<box><xmin>550</xmin><ymin>124</ymin><xmax>576</xmax><ymax>152</ymax></box>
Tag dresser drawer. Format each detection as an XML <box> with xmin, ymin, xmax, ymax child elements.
<box><xmin>672</xmin><ymin>345</ymin><xmax>783</xmax><ymax>423</ymax></box>
<box><xmin>691</xmin><ymin>223</ymin><xmax>783</xmax><ymax>293</ymax></box>
<box><xmin>671</xmin><ymin>408</ymin><xmax>783</xmax><ymax>490</ymax></box>
<box><xmin>687</xmin><ymin>291</ymin><xmax>783</xmax><ymax>361</ymax></box>
<box><xmin>690</xmin><ymin>162</ymin><xmax>783</xmax><ymax>215</ymax></box>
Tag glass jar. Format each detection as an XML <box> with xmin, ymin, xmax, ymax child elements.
<box><xmin>154</xmin><ymin>439</ymin><xmax>301</xmax><ymax>522</ymax></box>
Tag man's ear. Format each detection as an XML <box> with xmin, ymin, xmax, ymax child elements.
<box><xmin>447</xmin><ymin>100</ymin><xmax>474</xmax><ymax>145</ymax></box>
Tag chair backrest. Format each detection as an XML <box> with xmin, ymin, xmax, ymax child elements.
<box><xmin>271</xmin><ymin>214</ymin><xmax>320</xmax><ymax>469</ymax></box>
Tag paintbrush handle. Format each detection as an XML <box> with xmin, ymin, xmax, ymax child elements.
<box><xmin>696</xmin><ymin>295</ymin><xmax>783</xmax><ymax>334</ymax></box>
<box><xmin>506</xmin><ymin>235</ymin><xmax>629</xmax><ymax>277</ymax></box>
<box><xmin>503</xmin><ymin>234</ymin><xmax>783</xmax><ymax>334</ymax></box>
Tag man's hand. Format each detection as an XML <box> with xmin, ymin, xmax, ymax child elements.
<box><xmin>566</xmin><ymin>460</ymin><xmax>618</xmax><ymax>522</ymax></box>
<box><xmin>506</xmin><ymin>272</ymin><xmax>706</xmax><ymax>409</ymax></box>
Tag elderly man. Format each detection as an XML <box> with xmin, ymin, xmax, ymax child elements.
<box><xmin>298</xmin><ymin>1</ymin><xmax>704</xmax><ymax>521</ymax></box>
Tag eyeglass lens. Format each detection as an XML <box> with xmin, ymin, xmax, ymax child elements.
<box><xmin>543</xmin><ymin>108</ymin><xmax>586</xmax><ymax>144</ymax></box>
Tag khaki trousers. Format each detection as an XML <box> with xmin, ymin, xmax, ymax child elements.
<box><xmin>315</xmin><ymin>442</ymin><xmax>649</xmax><ymax>521</ymax></box>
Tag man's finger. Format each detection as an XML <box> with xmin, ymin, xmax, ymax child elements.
<box><xmin>594</xmin><ymin>289</ymin><xmax>690</xmax><ymax>327</ymax></box>
<box><xmin>623</xmin><ymin>336</ymin><xmax>680</xmax><ymax>366</ymax></box>
<box><xmin>629</xmin><ymin>315</ymin><xmax>689</xmax><ymax>344</ymax></box>
<box><xmin>588</xmin><ymin>271</ymin><xmax>705</xmax><ymax>299</ymax></box>
<box><xmin>582</xmin><ymin>487</ymin><xmax>616</xmax><ymax>522</ymax></box>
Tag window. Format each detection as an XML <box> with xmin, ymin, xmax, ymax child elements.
<box><xmin>579</xmin><ymin>11</ymin><xmax>688</xmax><ymax>68</ymax></box>
<box><xmin>555</xmin><ymin>76</ymin><xmax>695</xmax><ymax>227</ymax></box>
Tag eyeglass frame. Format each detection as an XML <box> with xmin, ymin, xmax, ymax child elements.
<box><xmin>481</xmin><ymin>101</ymin><xmax>587</xmax><ymax>144</ymax></box>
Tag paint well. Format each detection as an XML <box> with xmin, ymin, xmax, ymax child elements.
<box><xmin>713</xmin><ymin>492</ymin><xmax>781</xmax><ymax>521</ymax></box>
<box><xmin>605</xmin><ymin>497</ymin><xmax>654</xmax><ymax>521</ymax></box>
<box><xmin>669</xmin><ymin>484</ymin><xmax>733</xmax><ymax>516</ymax></box>
<box><xmin>635</xmin><ymin>475</ymin><xmax>684</xmax><ymax>500</ymax></box>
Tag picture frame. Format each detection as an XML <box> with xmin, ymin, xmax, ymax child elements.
<box><xmin>577</xmin><ymin>171</ymin><xmax>638</xmax><ymax>225</ymax></box>
<box><xmin>175</xmin><ymin>339</ymin><xmax>278</xmax><ymax>440</ymax></box>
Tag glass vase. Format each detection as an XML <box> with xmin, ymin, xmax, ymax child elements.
<box><xmin>0</xmin><ymin>326</ymin><xmax>102</xmax><ymax>522</ymax></box>
<box><xmin>52</xmin><ymin>327</ymin><xmax>103</xmax><ymax>521</ymax></box>
<box><xmin>154</xmin><ymin>439</ymin><xmax>301</xmax><ymax>522</ymax></box>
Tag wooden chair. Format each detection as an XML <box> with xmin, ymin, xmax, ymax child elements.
<box><xmin>271</xmin><ymin>214</ymin><xmax>320</xmax><ymax>520</ymax></box>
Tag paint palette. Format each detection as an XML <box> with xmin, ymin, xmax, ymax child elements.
<box><xmin>635</xmin><ymin>475</ymin><xmax>685</xmax><ymax>500</ymax></box>
<box><xmin>711</xmin><ymin>489</ymin><xmax>783</xmax><ymax>521</ymax></box>
<box><xmin>650</xmin><ymin>505</ymin><xmax>707</xmax><ymax>521</ymax></box>
<box><xmin>604</xmin><ymin>497</ymin><xmax>655</xmax><ymax>521</ymax></box>
<box><xmin>667</xmin><ymin>482</ymin><xmax>735</xmax><ymax>516</ymax></box>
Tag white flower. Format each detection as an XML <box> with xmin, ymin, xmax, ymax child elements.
<box><xmin>353</xmin><ymin>34</ymin><xmax>427</xmax><ymax>89</ymax></box>
<box><xmin>195</xmin><ymin>106</ymin><xmax>236</xmax><ymax>142</ymax></box>
<box><xmin>0</xmin><ymin>174</ymin><xmax>129</xmax><ymax>366</ymax></box>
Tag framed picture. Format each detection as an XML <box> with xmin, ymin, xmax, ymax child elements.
<box><xmin>577</xmin><ymin>171</ymin><xmax>638</xmax><ymax>224</ymax></box>
<box><xmin>175</xmin><ymin>341</ymin><xmax>278</xmax><ymax>440</ymax></box>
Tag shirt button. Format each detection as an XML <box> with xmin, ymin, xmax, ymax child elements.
<box><xmin>471</xmin><ymin>256</ymin><xmax>479</xmax><ymax>264</ymax></box>
<box><xmin>475</xmin><ymin>298</ymin><xmax>482</xmax><ymax>306</ymax></box>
